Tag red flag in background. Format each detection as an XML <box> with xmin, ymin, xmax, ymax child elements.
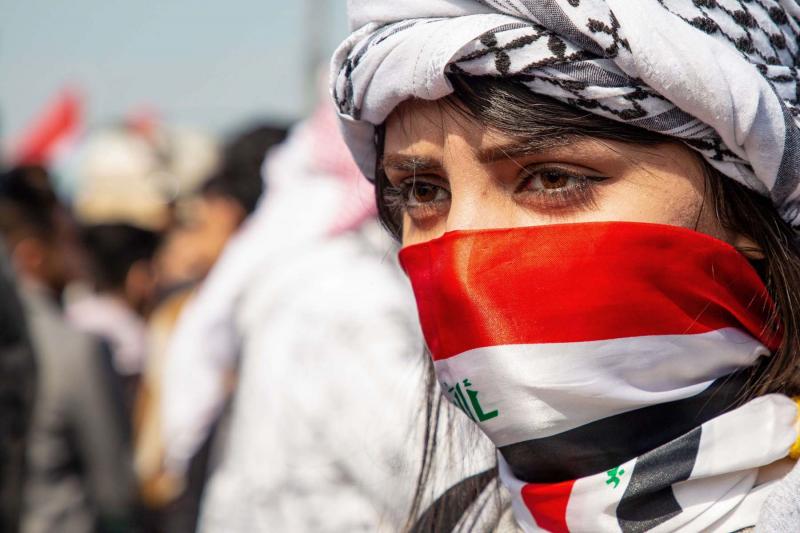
<box><xmin>12</xmin><ymin>88</ymin><xmax>82</xmax><ymax>166</ymax></box>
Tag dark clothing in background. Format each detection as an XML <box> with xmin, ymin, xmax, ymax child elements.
<box><xmin>20</xmin><ymin>285</ymin><xmax>137</xmax><ymax>533</ymax></box>
<box><xmin>0</xmin><ymin>246</ymin><xmax>37</xmax><ymax>533</ymax></box>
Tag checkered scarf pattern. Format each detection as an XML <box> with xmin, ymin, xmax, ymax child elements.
<box><xmin>331</xmin><ymin>0</ymin><xmax>800</xmax><ymax>226</ymax></box>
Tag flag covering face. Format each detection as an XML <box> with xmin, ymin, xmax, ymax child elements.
<box><xmin>399</xmin><ymin>222</ymin><xmax>797</xmax><ymax>532</ymax></box>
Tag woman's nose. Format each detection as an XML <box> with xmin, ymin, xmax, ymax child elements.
<box><xmin>444</xmin><ymin>183</ymin><xmax>510</xmax><ymax>233</ymax></box>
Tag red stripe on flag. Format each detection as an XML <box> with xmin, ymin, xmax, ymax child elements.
<box><xmin>521</xmin><ymin>479</ymin><xmax>576</xmax><ymax>533</ymax></box>
<box><xmin>399</xmin><ymin>222</ymin><xmax>779</xmax><ymax>361</ymax></box>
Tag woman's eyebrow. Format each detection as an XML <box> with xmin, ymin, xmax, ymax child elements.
<box><xmin>381</xmin><ymin>139</ymin><xmax>579</xmax><ymax>170</ymax></box>
<box><xmin>381</xmin><ymin>154</ymin><xmax>443</xmax><ymax>172</ymax></box>
<box><xmin>476</xmin><ymin>139</ymin><xmax>576</xmax><ymax>164</ymax></box>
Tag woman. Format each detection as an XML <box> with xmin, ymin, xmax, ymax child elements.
<box><xmin>332</xmin><ymin>1</ymin><xmax>800</xmax><ymax>531</ymax></box>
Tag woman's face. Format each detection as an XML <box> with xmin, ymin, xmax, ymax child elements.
<box><xmin>383</xmin><ymin>99</ymin><xmax>742</xmax><ymax>248</ymax></box>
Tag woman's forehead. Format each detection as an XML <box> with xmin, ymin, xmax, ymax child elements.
<box><xmin>385</xmin><ymin>98</ymin><xmax>485</xmax><ymax>149</ymax></box>
<box><xmin>384</xmin><ymin>98</ymin><xmax>597</xmax><ymax>167</ymax></box>
<box><xmin>385</xmin><ymin>96</ymin><xmax>595</xmax><ymax>158</ymax></box>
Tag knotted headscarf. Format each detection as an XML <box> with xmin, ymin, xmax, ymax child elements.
<box><xmin>331</xmin><ymin>0</ymin><xmax>800</xmax><ymax>226</ymax></box>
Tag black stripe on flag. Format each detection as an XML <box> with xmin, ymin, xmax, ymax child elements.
<box><xmin>616</xmin><ymin>427</ymin><xmax>701</xmax><ymax>532</ymax></box>
<box><xmin>498</xmin><ymin>371</ymin><xmax>749</xmax><ymax>483</ymax></box>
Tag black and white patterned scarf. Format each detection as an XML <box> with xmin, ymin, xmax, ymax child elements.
<box><xmin>331</xmin><ymin>0</ymin><xmax>800</xmax><ymax>227</ymax></box>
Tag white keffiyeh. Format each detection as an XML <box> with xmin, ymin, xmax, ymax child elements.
<box><xmin>331</xmin><ymin>0</ymin><xmax>800</xmax><ymax>227</ymax></box>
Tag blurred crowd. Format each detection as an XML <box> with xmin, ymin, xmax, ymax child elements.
<box><xmin>0</xmin><ymin>84</ymin><xmax>490</xmax><ymax>532</ymax></box>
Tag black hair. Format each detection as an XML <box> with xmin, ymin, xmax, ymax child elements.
<box><xmin>202</xmin><ymin>124</ymin><xmax>289</xmax><ymax>214</ymax></box>
<box><xmin>80</xmin><ymin>224</ymin><xmax>161</xmax><ymax>292</ymax></box>
<box><xmin>0</xmin><ymin>166</ymin><xmax>60</xmax><ymax>241</ymax></box>
<box><xmin>373</xmin><ymin>74</ymin><xmax>800</xmax><ymax>530</ymax></box>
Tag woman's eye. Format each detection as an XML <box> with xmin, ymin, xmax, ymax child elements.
<box><xmin>515</xmin><ymin>166</ymin><xmax>609</xmax><ymax>210</ymax></box>
<box><xmin>408</xmin><ymin>181</ymin><xmax>448</xmax><ymax>205</ymax></box>
<box><xmin>522</xmin><ymin>168</ymin><xmax>582</xmax><ymax>192</ymax></box>
<box><xmin>381</xmin><ymin>177</ymin><xmax>451</xmax><ymax>223</ymax></box>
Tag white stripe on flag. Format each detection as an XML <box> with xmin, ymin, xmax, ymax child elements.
<box><xmin>661</xmin><ymin>395</ymin><xmax>798</xmax><ymax>531</ymax></box>
<box><xmin>689</xmin><ymin>394</ymin><xmax>798</xmax><ymax>479</ymax></box>
<box><xmin>434</xmin><ymin>328</ymin><xmax>767</xmax><ymax>447</ymax></box>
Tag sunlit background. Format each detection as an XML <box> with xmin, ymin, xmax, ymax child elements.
<box><xmin>1</xmin><ymin>0</ymin><xmax>348</xmax><ymax>146</ymax></box>
<box><xmin>0</xmin><ymin>5</ymin><xmax>411</xmax><ymax>532</ymax></box>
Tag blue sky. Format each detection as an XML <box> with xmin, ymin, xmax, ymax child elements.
<box><xmin>0</xmin><ymin>0</ymin><xmax>349</xmax><ymax>146</ymax></box>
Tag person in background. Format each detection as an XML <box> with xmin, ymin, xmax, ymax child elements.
<box><xmin>0</xmin><ymin>239</ymin><xmax>37</xmax><ymax>533</ymax></box>
<box><xmin>0</xmin><ymin>166</ymin><xmax>137</xmax><ymax>533</ymax></box>
<box><xmin>65</xmin><ymin>121</ymin><xmax>221</xmax><ymax>297</ymax></box>
<box><xmin>156</xmin><ymin>124</ymin><xmax>288</xmax><ymax>286</ymax></box>
<box><xmin>133</xmin><ymin>123</ymin><xmax>286</xmax><ymax>532</ymax></box>
<box><xmin>66</xmin><ymin>223</ymin><xmax>161</xmax><ymax>411</ymax></box>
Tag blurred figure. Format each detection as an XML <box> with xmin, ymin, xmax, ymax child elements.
<box><xmin>0</xmin><ymin>166</ymin><xmax>137</xmax><ymax>533</ymax></box>
<box><xmin>70</xmin><ymin>123</ymin><xmax>219</xmax><ymax>232</ymax></box>
<box><xmin>157</xmin><ymin>124</ymin><xmax>288</xmax><ymax>287</ymax></box>
<box><xmin>0</xmin><ymin>240</ymin><xmax>37</xmax><ymax>533</ymax></box>
<box><xmin>59</xmin><ymin>120</ymin><xmax>221</xmax><ymax>533</ymax></box>
<box><xmin>67</xmin><ymin>223</ymin><xmax>161</xmax><ymax>409</ymax></box>
<box><xmin>65</xmin><ymin>121</ymin><xmax>220</xmax><ymax>398</ymax></box>
<box><xmin>133</xmin><ymin>123</ymin><xmax>286</xmax><ymax>532</ymax></box>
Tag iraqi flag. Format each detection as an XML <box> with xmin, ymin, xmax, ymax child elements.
<box><xmin>399</xmin><ymin>222</ymin><xmax>795</xmax><ymax>532</ymax></box>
